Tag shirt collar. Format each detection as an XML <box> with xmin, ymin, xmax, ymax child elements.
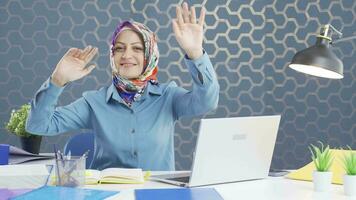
<box><xmin>146</xmin><ymin>81</ymin><xmax>163</xmax><ymax>95</ymax></box>
<box><xmin>106</xmin><ymin>82</ymin><xmax>162</xmax><ymax>103</ymax></box>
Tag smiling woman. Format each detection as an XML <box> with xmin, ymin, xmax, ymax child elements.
<box><xmin>25</xmin><ymin>2</ymin><xmax>219</xmax><ymax>171</ymax></box>
<box><xmin>113</xmin><ymin>29</ymin><xmax>145</xmax><ymax>79</ymax></box>
<box><xmin>109</xmin><ymin>21</ymin><xmax>160</xmax><ymax>106</ymax></box>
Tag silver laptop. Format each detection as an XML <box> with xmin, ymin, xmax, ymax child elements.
<box><xmin>151</xmin><ymin>115</ymin><xmax>281</xmax><ymax>187</ymax></box>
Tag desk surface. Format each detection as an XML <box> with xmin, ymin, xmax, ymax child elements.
<box><xmin>83</xmin><ymin>172</ymin><xmax>354</xmax><ymax>200</ymax></box>
<box><xmin>20</xmin><ymin>159</ymin><xmax>355</xmax><ymax>200</ymax></box>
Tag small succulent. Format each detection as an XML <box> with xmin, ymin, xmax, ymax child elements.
<box><xmin>309</xmin><ymin>141</ymin><xmax>333</xmax><ymax>172</ymax></box>
<box><xmin>342</xmin><ymin>146</ymin><xmax>356</xmax><ymax>176</ymax></box>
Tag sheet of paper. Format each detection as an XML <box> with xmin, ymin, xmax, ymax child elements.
<box><xmin>0</xmin><ymin>164</ymin><xmax>50</xmax><ymax>189</ymax></box>
<box><xmin>12</xmin><ymin>186</ymin><xmax>119</xmax><ymax>200</ymax></box>
<box><xmin>8</xmin><ymin>145</ymin><xmax>54</xmax><ymax>164</ymax></box>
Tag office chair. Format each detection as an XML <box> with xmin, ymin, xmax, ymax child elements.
<box><xmin>63</xmin><ymin>131</ymin><xmax>95</xmax><ymax>169</ymax></box>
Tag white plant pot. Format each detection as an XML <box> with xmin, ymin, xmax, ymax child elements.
<box><xmin>312</xmin><ymin>171</ymin><xmax>332</xmax><ymax>192</ymax></box>
<box><xmin>343</xmin><ymin>175</ymin><xmax>356</xmax><ymax>196</ymax></box>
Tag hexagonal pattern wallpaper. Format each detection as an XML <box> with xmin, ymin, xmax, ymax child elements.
<box><xmin>0</xmin><ymin>0</ymin><xmax>355</xmax><ymax>170</ymax></box>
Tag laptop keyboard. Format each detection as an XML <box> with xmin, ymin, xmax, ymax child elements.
<box><xmin>167</xmin><ymin>176</ymin><xmax>190</xmax><ymax>183</ymax></box>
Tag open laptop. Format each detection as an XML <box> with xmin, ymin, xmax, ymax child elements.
<box><xmin>151</xmin><ymin>115</ymin><xmax>281</xmax><ymax>187</ymax></box>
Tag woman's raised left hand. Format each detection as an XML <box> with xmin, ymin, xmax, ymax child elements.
<box><xmin>172</xmin><ymin>2</ymin><xmax>205</xmax><ymax>60</ymax></box>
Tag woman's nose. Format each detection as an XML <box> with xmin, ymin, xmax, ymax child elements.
<box><xmin>122</xmin><ymin>48</ymin><xmax>133</xmax><ymax>58</ymax></box>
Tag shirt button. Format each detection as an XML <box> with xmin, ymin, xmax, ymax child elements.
<box><xmin>131</xmin><ymin>129</ymin><xmax>135</xmax><ymax>134</ymax></box>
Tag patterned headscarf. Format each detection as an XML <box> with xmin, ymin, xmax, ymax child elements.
<box><xmin>110</xmin><ymin>21</ymin><xmax>159</xmax><ymax>106</ymax></box>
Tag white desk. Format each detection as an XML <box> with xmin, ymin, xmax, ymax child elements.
<box><xmin>19</xmin><ymin>159</ymin><xmax>355</xmax><ymax>200</ymax></box>
<box><xmin>84</xmin><ymin>172</ymin><xmax>355</xmax><ymax>200</ymax></box>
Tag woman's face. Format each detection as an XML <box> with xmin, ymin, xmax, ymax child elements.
<box><xmin>113</xmin><ymin>29</ymin><xmax>145</xmax><ymax>79</ymax></box>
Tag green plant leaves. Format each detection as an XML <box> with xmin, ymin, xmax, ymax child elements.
<box><xmin>5</xmin><ymin>104</ymin><xmax>34</xmax><ymax>138</ymax></box>
<box><xmin>342</xmin><ymin>146</ymin><xmax>356</xmax><ymax>176</ymax></box>
<box><xmin>309</xmin><ymin>141</ymin><xmax>333</xmax><ymax>172</ymax></box>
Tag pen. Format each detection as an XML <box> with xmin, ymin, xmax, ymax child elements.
<box><xmin>81</xmin><ymin>150</ymin><xmax>90</xmax><ymax>160</ymax></box>
<box><xmin>67</xmin><ymin>150</ymin><xmax>71</xmax><ymax>160</ymax></box>
<box><xmin>57</xmin><ymin>150</ymin><xmax>65</xmax><ymax>167</ymax></box>
<box><xmin>66</xmin><ymin>150</ymin><xmax>89</xmax><ymax>175</ymax></box>
<box><xmin>53</xmin><ymin>144</ymin><xmax>62</xmax><ymax>185</ymax></box>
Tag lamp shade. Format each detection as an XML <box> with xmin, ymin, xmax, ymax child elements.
<box><xmin>289</xmin><ymin>38</ymin><xmax>343</xmax><ymax>79</ymax></box>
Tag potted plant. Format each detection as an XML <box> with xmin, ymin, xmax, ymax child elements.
<box><xmin>342</xmin><ymin>147</ymin><xmax>356</xmax><ymax>196</ymax></box>
<box><xmin>309</xmin><ymin>141</ymin><xmax>334</xmax><ymax>192</ymax></box>
<box><xmin>5</xmin><ymin>104</ymin><xmax>42</xmax><ymax>154</ymax></box>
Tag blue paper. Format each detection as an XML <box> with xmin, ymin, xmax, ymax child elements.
<box><xmin>11</xmin><ymin>186</ymin><xmax>119</xmax><ymax>200</ymax></box>
<box><xmin>135</xmin><ymin>188</ymin><xmax>223</xmax><ymax>200</ymax></box>
<box><xmin>0</xmin><ymin>188</ymin><xmax>32</xmax><ymax>200</ymax></box>
<box><xmin>0</xmin><ymin>144</ymin><xmax>9</xmax><ymax>165</ymax></box>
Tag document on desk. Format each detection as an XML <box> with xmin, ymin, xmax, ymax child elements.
<box><xmin>0</xmin><ymin>164</ymin><xmax>50</xmax><ymax>189</ymax></box>
<box><xmin>8</xmin><ymin>145</ymin><xmax>54</xmax><ymax>164</ymax></box>
<box><xmin>85</xmin><ymin>168</ymin><xmax>146</xmax><ymax>185</ymax></box>
<box><xmin>11</xmin><ymin>186</ymin><xmax>119</xmax><ymax>200</ymax></box>
<box><xmin>135</xmin><ymin>188</ymin><xmax>224</xmax><ymax>200</ymax></box>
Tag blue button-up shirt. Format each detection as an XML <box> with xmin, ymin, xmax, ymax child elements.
<box><xmin>26</xmin><ymin>52</ymin><xmax>219</xmax><ymax>170</ymax></box>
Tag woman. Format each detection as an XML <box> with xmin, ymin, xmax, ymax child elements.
<box><xmin>26</xmin><ymin>3</ymin><xmax>219</xmax><ymax>170</ymax></box>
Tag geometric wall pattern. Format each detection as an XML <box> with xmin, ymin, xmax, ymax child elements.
<box><xmin>0</xmin><ymin>0</ymin><xmax>355</xmax><ymax>170</ymax></box>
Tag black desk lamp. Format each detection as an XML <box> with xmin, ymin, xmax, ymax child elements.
<box><xmin>289</xmin><ymin>24</ymin><xmax>356</xmax><ymax>79</ymax></box>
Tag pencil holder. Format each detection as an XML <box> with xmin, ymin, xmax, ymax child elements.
<box><xmin>55</xmin><ymin>156</ymin><xmax>86</xmax><ymax>187</ymax></box>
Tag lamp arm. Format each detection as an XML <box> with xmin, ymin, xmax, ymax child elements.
<box><xmin>327</xmin><ymin>24</ymin><xmax>343</xmax><ymax>37</ymax></box>
<box><xmin>333</xmin><ymin>35</ymin><xmax>356</xmax><ymax>44</ymax></box>
<box><xmin>322</xmin><ymin>24</ymin><xmax>355</xmax><ymax>44</ymax></box>
<box><xmin>318</xmin><ymin>24</ymin><xmax>342</xmax><ymax>41</ymax></box>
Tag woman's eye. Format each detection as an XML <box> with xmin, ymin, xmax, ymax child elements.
<box><xmin>114</xmin><ymin>47</ymin><xmax>124</xmax><ymax>52</ymax></box>
<box><xmin>114</xmin><ymin>46</ymin><xmax>143</xmax><ymax>52</ymax></box>
<box><xmin>133</xmin><ymin>47</ymin><xmax>143</xmax><ymax>51</ymax></box>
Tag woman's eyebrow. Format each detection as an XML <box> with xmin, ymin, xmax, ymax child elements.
<box><xmin>115</xmin><ymin>41</ymin><xmax>142</xmax><ymax>45</ymax></box>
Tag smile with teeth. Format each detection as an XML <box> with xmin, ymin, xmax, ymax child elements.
<box><xmin>121</xmin><ymin>63</ymin><xmax>137</xmax><ymax>67</ymax></box>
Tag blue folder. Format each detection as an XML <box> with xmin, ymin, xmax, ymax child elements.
<box><xmin>135</xmin><ymin>188</ymin><xmax>223</xmax><ymax>200</ymax></box>
<box><xmin>11</xmin><ymin>186</ymin><xmax>118</xmax><ymax>200</ymax></box>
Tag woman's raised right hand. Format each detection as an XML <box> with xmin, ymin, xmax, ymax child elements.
<box><xmin>51</xmin><ymin>46</ymin><xmax>98</xmax><ymax>87</ymax></box>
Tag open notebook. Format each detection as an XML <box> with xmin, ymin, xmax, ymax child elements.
<box><xmin>85</xmin><ymin>168</ymin><xmax>150</xmax><ymax>184</ymax></box>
